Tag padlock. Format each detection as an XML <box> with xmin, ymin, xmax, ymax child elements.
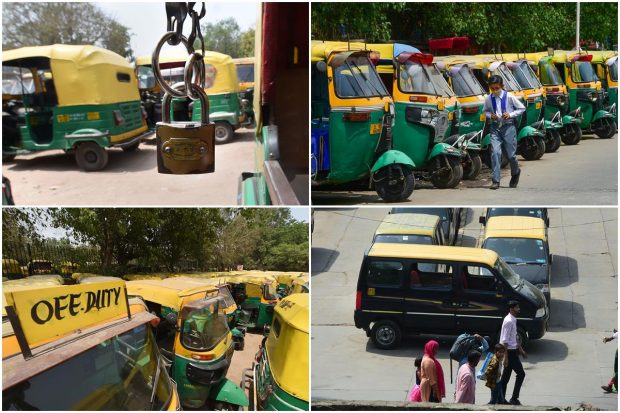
<box><xmin>156</xmin><ymin>82</ymin><xmax>215</xmax><ymax>174</ymax></box>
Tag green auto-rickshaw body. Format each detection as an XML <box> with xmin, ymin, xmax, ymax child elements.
<box><xmin>3</xmin><ymin>44</ymin><xmax>150</xmax><ymax>170</ymax></box>
<box><xmin>552</xmin><ymin>51</ymin><xmax>616</xmax><ymax>139</ymax></box>
<box><xmin>590</xmin><ymin>51</ymin><xmax>618</xmax><ymax>123</ymax></box>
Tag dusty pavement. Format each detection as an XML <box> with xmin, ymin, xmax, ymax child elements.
<box><xmin>311</xmin><ymin>208</ymin><xmax>618</xmax><ymax>410</ymax></box>
<box><xmin>312</xmin><ymin>134</ymin><xmax>618</xmax><ymax>206</ymax></box>
<box><xmin>228</xmin><ymin>331</ymin><xmax>262</xmax><ymax>395</ymax></box>
<box><xmin>2</xmin><ymin>128</ymin><xmax>255</xmax><ymax>205</ymax></box>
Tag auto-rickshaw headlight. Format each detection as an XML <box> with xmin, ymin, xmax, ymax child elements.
<box><xmin>589</xmin><ymin>91</ymin><xmax>597</xmax><ymax>102</ymax></box>
<box><xmin>556</xmin><ymin>95</ymin><xmax>566</xmax><ymax>106</ymax></box>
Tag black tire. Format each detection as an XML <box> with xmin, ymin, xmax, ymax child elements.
<box><xmin>462</xmin><ymin>151</ymin><xmax>482</xmax><ymax>180</ymax></box>
<box><xmin>430</xmin><ymin>155</ymin><xmax>463</xmax><ymax>189</ymax></box>
<box><xmin>545</xmin><ymin>129</ymin><xmax>561</xmax><ymax>153</ymax></box>
<box><xmin>214</xmin><ymin>121</ymin><xmax>234</xmax><ymax>144</ymax></box>
<box><xmin>75</xmin><ymin>142</ymin><xmax>109</xmax><ymax>171</ymax></box>
<box><xmin>370</xmin><ymin>320</ymin><xmax>401</xmax><ymax>350</ymax></box>
<box><xmin>595</xmin><ymin>117</ymin><xmax>617</xmax><ymax>139</ymax></box>
<box><xmin>517</xmin><ymin>327</ymin><xmax>529</xmax><ymax>349</ymax></box>
<box><xmin>374</xmin><ymin>165</ymin><xmax>414</xmax><ymax>202</ymax></box>
<box><xmin>561</xmin><ymin>124</ymin><xmax>582</xmax><ymax>145</ymax></box>
<box><xmin>520</xmin><ymin>137</ymin><xmax>545</xmax><ymax>161</ymax></box>
<box><xmin>122</xmin><ymin>142</ymin><xmax>141</xmax><ymax>152</ymax></box>
<box><xmin>2</xmin><ymin>154</ymin><xmax>16</xmax><ymax>162</ymax></box>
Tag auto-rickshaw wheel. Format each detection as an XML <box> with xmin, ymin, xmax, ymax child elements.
<box><xmin>122</xmin><ymin>142</ymin><xmax>141</xmax><ymax>152</ymax></box>
<box><xmin>429</xmin><ymin>155</ymin><xmax>462</xmax><ymax>189</ymax></box>
<box><xmin>214</xmin><ymin>121</ymin><xmax>234</xmax><ymax>144</ymax></box>
<box><xmin>75</xmin><ymin>142</ymin><xmax>109</xmax><ymax>171</ymax></box>
<box><xmin>462</xmin><ymin>152</ymin><xmax>482</xmax><ymax>180</ymax></box>
<box><xmin>370</xmin><ymin>319</ymin><xmax>401</xmax><ymax>350</ymax></box>
<box><xmin>520</xmin><ymin>138</ymin><xmax>545</xmax><ymax>161</ymax></box>
<box><xmin>595</xmin><ymin>117</ymin><xmax>617</xmax><ymax>139</ymax></box>
<box><xmin>545</xmin><ymin>130</ymin><xmax>561</xmax><ymax>153</ymax></box>
<box><xmin>212</xmin><ymin>401</ymin><xmax>243</xmax><ymax>411</ymax></box>
<box><xmin>561</xmin><ymin>124</ymin><xmax>582</xmax><ymax>145</ymax></box>
<box><xmin>374</xmin><ymin>165</ymin><xmax>414</xmax><ymax>202</ymax></box>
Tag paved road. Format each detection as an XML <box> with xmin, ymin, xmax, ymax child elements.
<box><xmin>312</xmin><ymin>134</ymin><xmax>618</xmax><ymax>206</ymax></box>
<box><xmin>311</xmin><ymin>208</ymin><xmax>618</xmax><ymax>409</ymax></box>
<box><xmin>2</xmin><ymin>129</ymin><xmax>256</xmax><ymax>206</ymax></box>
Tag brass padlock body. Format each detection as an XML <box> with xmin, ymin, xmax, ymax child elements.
<box><xmin>156</xmin><ymin>122</ymin><xmax>215</xmax><ymax>174</ymax></box>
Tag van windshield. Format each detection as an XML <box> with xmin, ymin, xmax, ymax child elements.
<box><xmin>486</xmin><ymin>238</ymin><xmax>547</xmax><ymax>265</ymax></box>
<box><xmin>2</xmin><ymin>324</ymin><xmax>172</xmax><ymax>410</ymax></box>
<box><xmin>374</xmin><ymin>234</ymin><xmax>433</xmax><ymax>245</ymax></box>
<box><xmin>333</xmin><ymin>55</ymin><xmax>388</xmax><ymax>98</ymax></box>
<box><xmin>488</xmin><ymin>207</ymin><xmax>545</xmax><ymax>220</ymax></box>
<box><xmin>495</xmin><ymin>258</ymin><xmax>521</xmax><ymax>289</ymax></box>
<box><xmin>180</xmin><ymin>299</ymin><xmax>229</xmax><ymax>351</ymax></box>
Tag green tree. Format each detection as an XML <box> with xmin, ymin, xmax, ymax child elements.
<box><xmin>2</xmin><ymin>2</ymin><xmax>134</xmax><ymax>58</ymax></box>
<box><xmin>201</xmin><ymin>18</ymin><xmax>242</xmax><ymax>57</ymax></box>
<box><xmin>238</xmin><ymin>28</ymin><xmax>255</xmax><ymax>57</ymax></box>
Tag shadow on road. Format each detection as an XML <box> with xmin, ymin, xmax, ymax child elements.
<box><xmin>548</xmin><ymin>298</ymin><xmax>586</xmax><ymax>330</ymax></box>
<box><xmin>311</xmin><ymin>247</ymin><xmax>340</xmax><ymax>275</ymax></box>
<box><xmin>550</xmin><ymin>254</ymin><xmax>579</xmax><ymax>287</ymax></box>
<box><xmin>525</xmin><ymin>338</ymin><xmax>569</xmax><ymax>364</ymax></box>
<box><xmin>312</xmin><ymin>191</ymin><xmax>384</xmax><ymax>205</ymax></box>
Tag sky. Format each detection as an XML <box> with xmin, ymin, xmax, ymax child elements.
<box><xmin>96</xmin><ymin>1</ymin><xmax>258</xmax><ymax>58</ymax></box>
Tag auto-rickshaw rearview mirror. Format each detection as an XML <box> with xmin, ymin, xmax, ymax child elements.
<box><xmin>316</xmin><ymin>61</ymin><xmax>327</xmax><ymax>73</ymax></box>
<box><xmin>263</xmin><ymin>324</ymin><xmax>271</xmax><ymax>337</ymax></box>
<box><xmin>165</xmin><ymin>312</ymin><xmax>178</xmax><ymax>325</ymax></box>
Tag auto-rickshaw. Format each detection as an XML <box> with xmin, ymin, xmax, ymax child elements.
<box><xmin>2</xmin><ymin>45</ymin><xmax>150</xmax><ymax>170</ymax></box>
<box><xmin>503</xmin><ymin>54</ymin><xmax>564</xmax><ymax>153</ymax></box>
<box><xmin>2</xmin><ymin>258</ymin><xmax>27</xmax><ymax>280</ymax></box>
<box><xmin>223</xmin><ymin>273</ymin><xmax>279</xmax><ymax>329</ymax></box>
<box><xmin>310</xmin><ymin>41</ymin><xmax>415</xmax><ymax>201</ymax></box>
<box><xmin>525</xmin><ymin>51</ymin><xmax>583</xmax><ymax>145</ymax></box>
<box><xmin>242</xmin><ymin>293</ymin><xmax>309</xmax><ymax>410</ymax></box>
<box><xmin>551</xmin><ymin>50</ymin><xmax>617</xmax><ymax>139</ymax></box>
<box><xmin>232</xmin><ymin>57</ymin><xmax>256</xmax><ymax>127</ymax></box>
<box><xmin>590</xmin><ymin>51</ymin><xmax>618</xmax><ymax>121</ymax></box>
<box><xmin>26</xmin><ymin>259</ymin><xmax>54</xmax><ymax>275</ymax></box>
<box><xmin>367</xmin><ymin>43</ymin><xmax>468</xmax><ymax>188</ymax></box>
<box><xmin>469</xmin><ymin>55</ymin><xmax>547</xmax><ymax>162</ymax></box>
<box><xmin>58</xmin><ymin>260</ymin><xmax>80</xmax><ymax>276</ymax></box>
<box><xmin>135</xmin><ymin>50</ymin><xmax>248</xmax><ymax>143</ymax></box>
<box><xmin>274</xmin><ymin>272</ymin><xmax>305</xmax><ymax>296</ymax></box>
<box><xmin>126</xmin><ymin>278</ymin><xmax>249</xmax><ymax>410</ymax></box>
<box><xmin>291</xmin><ymin>274</ymin><xmax>309</xmax><ymax>294</ymax></box>
<box><xmin>3</xmin><ymin>279</ymin><xmax>180</xmax><ymax>410</ymax></box>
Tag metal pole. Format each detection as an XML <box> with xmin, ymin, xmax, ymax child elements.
<box><xmin>576</xmin><ymin>2</ymin><xmax>581</xmax><ymax>52</ymax></box>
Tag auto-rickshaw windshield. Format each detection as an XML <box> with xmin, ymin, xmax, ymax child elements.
<box><xmin>263</xmin><ymin>283</ymin><xmax>278</xmax><ymax>301</ymax></box>
<box><xmin>137</xmin><ymin>65</ymin><xmax>156</xmax><ymax>89</ymax></box>
<box><xmin>219</xmin><ymin>286</ymin><xmax>237</xmax><ymax>308</ymax></box>
<box><xmin>2</xmin><ymin>324</ymin><xmax>173</xmax><ymax>410</ymax></box>
<box><xmin>333</xmin><ymin>55</ymin><xmax>389</xmax><ymax>98</ymax></box>
<box><xmin>399</xmin><ymin>61</ymin><xmax>454</xmax><ymax>97</ymax></box>
<box><xmin>180</xmin><ymin>300</ymin><xmax>229</xmax><ymax>351</ymax></box>
<box><xmin>572</xmin><ymin>61</ymin><xmax>598</xmax><ymax>83</ymax></box>
<box><xmin>236</xmin><ymin>64</ymin><xmax>254</xmax><ymax>83</ymax></box>
<box><xmin>539</xmin><ymin>62</ymin><xmax>564</xmax><ymax>86</ymax></box>
<box><xmin>486</xmin><ymin>237</ymin><xmax>548</xmax><ymax>265</ymax></box>
<box><xmin>511</xmin><ymin>63</ymin><xmax>542</xmax><ymax>89</ymax></box>
<box><xmin>608</xmin><ymin>59</ymin><xmax>618</xmax><ymax>81</ymax></box>
<box><xmin>450</xmin><ymin>66</ymin><xmax>486</xmax><ymax>97</ymax></box>
<box><xmin>2</xmin><ymin>66</ymin><xmax>36</xmax><ymax>94</ymax></box>
<box><xmin>495</xmin><ymin>258</ymin><xmax>522</xmax><ymax>289</ymax></box>
<box><xmin>495</xmin><ymin>65</ymin><xmax>520</xmax><ymax>91</ymax></box>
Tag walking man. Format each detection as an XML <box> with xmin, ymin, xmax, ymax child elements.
<box><xmin>455</xmin><ymin>350</ymin><xmax>481</xmax><ymax>404</ymax></box>
<box><xmin>483</xmin><ymin>75</ymin><xmax>526</xmax><ymax>189</ymax></box>
<box><xmin>500</xmin><ymin>300</ymin><xmax>527</xmax><ymax>405</ymax></box>
<box><xmin>602</xmin><ymin>328</ymin><xmax>618</xmax><ymax>393</ymax></box>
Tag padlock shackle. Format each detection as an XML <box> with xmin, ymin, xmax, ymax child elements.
<box><xmin>185</xmin><ymin>52</ymin><xmax>206</xmax><ymax>100</ymax></box>
<box><xmin>161</xmin><ymin>82</ymin><xmax>210</xmax><ymax>124</ymax></box>
<box><xmin>152</xmin><ymin>32</ymin><xmax>193</xmax><ymax>98</ymax></box>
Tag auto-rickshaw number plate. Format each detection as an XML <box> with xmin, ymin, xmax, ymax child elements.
<box><xmin>479</xmin><ymin>114</ymin><xmax>486</xmax><ymax>121</ymax></box>
<box><xmin>535</xmin><ymin>102</ymin><xmax>542</xmax><ymax>109</ymax></box>
<box><xmin>369</xmin><ymin>123</ymin><xmax>381</xmax><ymax>135</ymax></box>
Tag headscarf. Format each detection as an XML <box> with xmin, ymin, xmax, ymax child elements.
<box><xmin>423</xmin><ymin>340</ymin><xmax>446</xmax><ymax>398</ymax></box>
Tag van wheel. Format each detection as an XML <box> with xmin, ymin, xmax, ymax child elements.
<box><xmin>371</xmin><ymin>320</ymin><xmax>401</xmax><ymax>349</ymax></box>
<box><xmin>75</xmin><ymin>142</ymin><xmax>109</xmax><ymax>171</ymax></box>
<box><xmin>214</xmin><ymin>121</ymin><xmax>234</xmax><ymax>144</ymax></box>
<box><xmin>517</xmin><ymin>327</ymin><xmax>528</xmax><ymax>349</ymax></box>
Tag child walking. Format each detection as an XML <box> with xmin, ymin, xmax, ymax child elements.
<box><xmin>485</xmin><ymin>344</ymin><xmax>507</xmax><ymax>404</ymax></box>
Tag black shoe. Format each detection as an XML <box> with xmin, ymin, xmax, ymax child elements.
<box><xmin>601</xmin><ymin>385</ymin><xmax>612</xmax><ymax>393</ymax></box>
<box><xmin>490</xmin><ymin>182</ymin><xmax>500</xmax><ymax>190</ymax></box>
<box><xmin>509</xmin><ymin>398</ymin><xmax>521</xmax><ymax>405</ymax></box>
<box><xmin>509</xmin><ymin>169</ymin><xmax>521</xmax><ymax>188</ymax></box>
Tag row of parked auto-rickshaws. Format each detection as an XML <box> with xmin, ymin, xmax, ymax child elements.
<box><xmin>356</xmin><ymin>207</ymin><xmax>550</xmax><ymax>350</ymax></box>
<box><xmin>2</xmin><ymin>270</ymin><xmax>309</xmax><ymax>410</ymax></box>
<box><xmin>311</xmin><ymin>41</ymin><xmax>617</xmax><ymax>201</ymax></box>
<box><xmin>2</xmin><ymin>44</ymin><xmax>255</xmax><ymax>171</ymax></box>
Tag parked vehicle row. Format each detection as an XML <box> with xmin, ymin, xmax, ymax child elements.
<box><xmin>311</xmin><ymin>40</ymin><xmax>617</xmax><ymax>202</ymax></box>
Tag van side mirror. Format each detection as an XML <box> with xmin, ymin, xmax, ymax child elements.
<box><xmin>479</xmin><ymin>216</ymin><xmax>486</xmax><ymax>225</ymax></box>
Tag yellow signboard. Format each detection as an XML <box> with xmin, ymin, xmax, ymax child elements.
<box><xmin>4</xmin><ymin>280</ymin><xmax>128</xmax><ymax>345</ymax></box>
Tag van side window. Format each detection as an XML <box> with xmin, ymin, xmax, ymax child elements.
<box><xmin>411</xmin><ymin>262</ymin><xmax>453</xmax><ymax>290</ymax></box>
<box><xmin>463</xmin><ymin>265</ymin><xmax>496</xmax><ymax>291</ymax></box>
<box><xmin>367</xmin><ymin>261</ymin><xmax>403</xmax><ymax>288</ymax></box>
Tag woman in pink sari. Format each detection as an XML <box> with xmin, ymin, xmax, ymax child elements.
<box><xmin>420</xmin><ymin>340</ymin><xmax>446</xmax><ymax>402</ymax></box>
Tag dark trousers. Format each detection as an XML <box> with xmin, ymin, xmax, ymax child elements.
<box><xmin>501</xmin><ymin>349</ymin><xmax>525</xmax><ymax>400</ymax></box>
<box><xmin>489</xmin><ymin>383</ymin><xmax>505</xmax><ymax>404</ymax></box>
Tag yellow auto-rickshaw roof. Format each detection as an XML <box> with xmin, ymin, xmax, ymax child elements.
<box><xmin>375</xmin><ymin>213</ymin><xmax>439</xmax><ymax>237</ymax></box>
<box><xmin>226</xmin><ymin>273</ymin><xmax>277</xmax><ymax>285</ymax></box>
<box><xmin>2</xmin><ymin>275</ymin><xmax>64</xmax><ymax>316</ymax></box>
<box><xmin>79</xmin><ymin>276</ymin><xmax>123</xmax><ymax>284</ymax></box>
<box><xmin>72</xmin><ymin>272</ymin><xmax>103</xmax><ymax>281</ymax></box>
<box><xmin>135</xmin><ymin>50</ymin><xmax>235</xmax><ymax>67</ymax></box>
<box><xmin>126</xmin><ymin>279</ymin><xmax>219</xmax><ymax>310</ymax></box>
<box><xmin>369</xmin><ymin>243</ymin><xmax>499</xmax><ymax>267</ymax></box>
<box><xmin>523</xmin><ymin>51</ymin><xmax>550</xmax><ymax>64</ymax></box>
<box><xmin>267</xmin><ymin>293</ymin><xmax>309</xmax><ymax>401</ymax></box>
<box><xmin>484</xmin><ymin>216</ymin><xmax>546</xmax><ymax>240</ymax></box>
<box><xmin>3</xmin><ymin>44</ymin><xmax>139</xmax><ymax>106</ymax></box>
<box><xmin>589</xmin><ymin>50</ymin><xmax>618</xmax><ymax>63</ymax></box>
<box><xmin>276</xmin><ymin>272</ymin><xmax>304</xmax><ymax>284</ymax></box>
<box><xmin>292</xmin><ymin>274</ymin><xmax>309</xmax><ymax>287</ymax></box>
<box><xmin>311</xmin><ymin>40</ymin><xmax>369</xmax><ymax>62</ymax></box>
<box><xmin>231</xmin><ymin>57</ymin><xmax>255</xmax><ymax>65</ymax></box>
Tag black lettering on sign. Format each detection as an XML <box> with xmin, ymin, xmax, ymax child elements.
<box><xmin>28</xmin><ymin>286</ymin><xmax>124</xmax><ymax>325</ymax></box>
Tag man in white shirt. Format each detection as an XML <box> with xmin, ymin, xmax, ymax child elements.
<box><xmin>499</xmin><ymin>300</ymin><xmax>527</xmax><ymax>405</ymax></box>
<box><xmin>483</xmin><ymin>75</ymin><xmax>526</xmax><ymax>190</ymax></box>
<box><xmin>602</xmin><ymin>329</ymin><xmax>618</xmax><ymax>393</ymax></box>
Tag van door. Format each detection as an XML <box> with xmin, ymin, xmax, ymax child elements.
<box><xmin>402</xmin><ymin>259</ymin><xmax>457</xmax><ymax>334</ymax></box>
<box><xmin>454</xmin><ymin>263</ymin><xmax>506</xmax><ymax>335</ymax></box>
<box><xmin>360</xmin><ymin>258</ymin><xmax>406</xmax><ymax>319</ymax></box>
